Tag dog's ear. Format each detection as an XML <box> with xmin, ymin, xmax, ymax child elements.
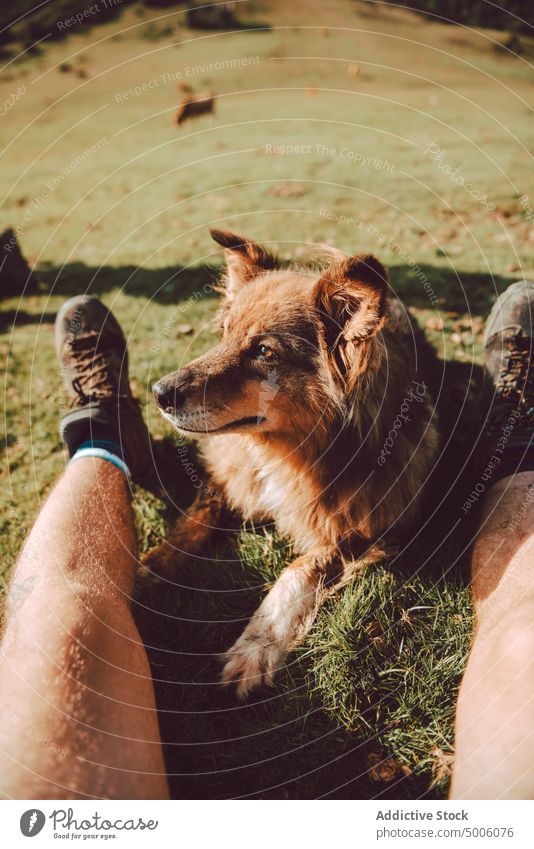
<box><xmin>210</xmin><ymin>228</ymin><xmax>278</xmax><ymax>300</ymax></box>
<box><xmin>314</xmin><ymin>253</ymin><xmax>388</xmax><ymax>348</ymax></box>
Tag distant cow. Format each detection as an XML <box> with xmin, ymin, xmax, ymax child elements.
<box><xmin>175</xmin><ymin>92</ymin><xmax>215</xmax><ymax>126</ymax></box>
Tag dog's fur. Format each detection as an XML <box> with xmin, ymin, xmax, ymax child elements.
<box><xmin>146</xmin><ymin>229</ymin><xmax>440</xmax><ymax>697</ymax></box>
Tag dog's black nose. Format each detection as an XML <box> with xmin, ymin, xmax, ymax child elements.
<box><xmin>153</xmin><ymin>380</ymin><xmax>183</xmax><ymax>412</ymax></box>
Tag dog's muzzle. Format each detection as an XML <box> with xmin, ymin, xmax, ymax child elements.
<box><xmin>152</xmin><ymin>379</ymin><xmax>184</xmax><ymax>414</ymax></box>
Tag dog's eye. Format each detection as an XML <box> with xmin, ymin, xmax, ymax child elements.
<box><xmin>257</xmin><ymin>344</ymin><xmax>275</xmax><ymax>360</ymax></box>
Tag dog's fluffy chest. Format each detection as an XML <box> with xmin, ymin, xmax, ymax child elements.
<box><xmin>205</xmin><ymin>436</ymin><xmax>323</xmax><ymax>550</ymax></box>
<box><xmin>254</xmin><ymin>455</ymin><xmax>297</xmax><ymax>520</ymax></box>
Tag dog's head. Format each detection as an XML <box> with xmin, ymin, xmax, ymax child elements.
<box><xmin>153</xmin><ymin>229</ymin><xmax>388</xmax><ymax>440</ymax></box>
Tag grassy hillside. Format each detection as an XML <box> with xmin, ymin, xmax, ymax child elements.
<box><xmin>1</xmin><ymin>0</ymin><xmax>533</xmax><ymax>798</ymax></box>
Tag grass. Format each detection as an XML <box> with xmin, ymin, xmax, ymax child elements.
<box><xmin>1</xmin><ymin>0</ymin><xmax>533</xmax><ymax>798</ymax></box>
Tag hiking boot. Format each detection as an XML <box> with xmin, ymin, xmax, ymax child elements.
<box><xmin>56</xmin><ymin>295</ymin><xmax>155</xmax><ymax>483</ymax></box>
<box><xmin>479</xmin><ymin>280</ymin><xmax>534</xmax><ymax>471</ymax></box>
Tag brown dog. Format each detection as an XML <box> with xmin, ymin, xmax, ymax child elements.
<box><xmin>147</xmin><ymin>229</ymin><xmax>439</xmax><ymax>696</ymax></box>
<box><xmin>175</xmin><ymin>92</ymin><xmax>215</xmax><ymax>126</ymax></box>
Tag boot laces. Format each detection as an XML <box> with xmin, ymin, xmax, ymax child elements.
<box><xmin>68</xmin><ymin>331</ymin><xmax>129</xmax><ymax>406</ymax></box>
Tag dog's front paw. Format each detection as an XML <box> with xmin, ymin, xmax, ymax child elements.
<box><xmin>221</xmin><ymin>567</ymin><xmax>318</xmax><ymax>698</ymax></box>
<box><xmin>221</xmin><ymin>624</ymin><xmax>289</xmax><ymax>699</ymax></box>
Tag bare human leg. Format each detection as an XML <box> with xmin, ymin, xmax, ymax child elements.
<box><xmin>0</xmin><ymin>294</ymin><xmax>171</xmax><ymax>799</ymax></box>
<box><xmin>0</xmin><ymin>456</ymin><xmax>169</xmax><ymax>799</ymax></box>
<box><xmin>451</xmin><ymin>471</ymin><xmax>534</xmax><ymax>799</ymax></box>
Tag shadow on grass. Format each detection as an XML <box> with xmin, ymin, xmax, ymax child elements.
<box><xmin>46</xmin><ymin>259</ymin><xmax>519</xmax><ymax>310</ymax></box>
<box><xmin>36</xmin><ymin>260</ymin><xmax>221</xmax><ymax>305</ymax></box>
<box><xmin>0</xmin><ymin>309</ymin><xmax>56</xmax><ymax>330</ymax></box>
<box><xmin>388</xmin><ymin>263</ymin><xmax>514</xmax><ymax>314</ymax></box>
<box><xmin>0</xmin><ymin>261</ymin><xmax>219</xmax><ymax>327</ymax></box>
<box><xmin>18</xmin><ymin>258</ymin><xmax>517</xmax><ymax>315</ymax></box>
